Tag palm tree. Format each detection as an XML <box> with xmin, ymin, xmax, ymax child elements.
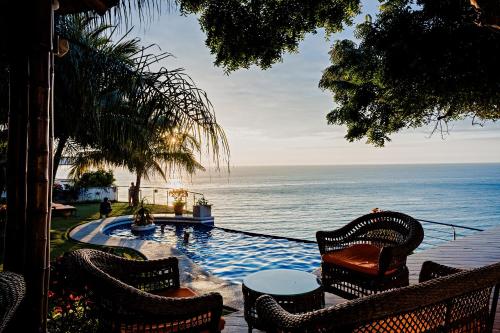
<box><xmin>55</xmin><ymin>15</ymin><xmax>228</xmax><ymax>186</ymax></box>
<box><xmin>53</xmin><ymin>15</ymin><xmax>143</xmax><ymax>179</ymax></box>
<box><xmin>70</xmin><ymin>131</ymin><xmax>206</xmax><ymax>205</ymax></box>
<box><xmin>2</xmin><ymin>4</ymin><xmax>228</xmax><ymax>331</ymax></box>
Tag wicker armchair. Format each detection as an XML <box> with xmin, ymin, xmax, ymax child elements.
<box><xmin>0</xmin><ymin>272</ymin><xmax>25</xmax><ymax>333</ymax></box>
<box><xmin>256</xmin><ymin>260</ymin><xmax>500</xmax><ymax>333</ymax></box>
<box><xmin>65</xmin><ymin>249</ymin><xmax>224</xmax><ymax>333</ymax></box>
<box><xmin>316</xmin><ymin>211</ymin><xmax>424</xmax><ymax>298</ymax></box>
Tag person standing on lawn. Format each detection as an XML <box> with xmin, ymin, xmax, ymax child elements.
<box><xmin>128</xmin><ymin>182</ymin><xmax>136</xmax><ymax>206</ymax></box>
<box><xmin>99</xmin><ymin>197</ymin><xmax>112</xmax><ymax>218</ymax></box>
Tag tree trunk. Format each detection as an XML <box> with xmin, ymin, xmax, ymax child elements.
<box><xmin>52</xmin><ymin>134</ymin><xmax>68</xmax><ymax>181</ymax></box>
<box><xmin>133</xmin><ymin>170</ymin><xmax>142</xmax><ymax>206</ymax></box>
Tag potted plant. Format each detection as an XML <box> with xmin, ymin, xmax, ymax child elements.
<box><xmin>170</xmin><ymin>188</ymin><xmax>188</xmax><ymax>216</ymax></box>
<box><xmin>193</xmin><ymin>197</ymin><xmax>212</xmax><ymax>218</ymax></box>
<box><xmin>131</xmin><ymin>199</ymin><xmax>155</xmax><ymax>234</ymax></box>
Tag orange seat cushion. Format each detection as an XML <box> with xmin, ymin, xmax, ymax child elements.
<box><xmin>322</xmin><ymin>244</ymin><xmax>398</xmax><ymax>276</ymax></box>
<box><xmin>153</xmin><ymin>287</ymin><xmax>199</xmax><ymax>298</ymax></box>
<box><xmin>120</xmin><ymin>288</ymin><xmax>225</xmax><ymax>333</ymax></box>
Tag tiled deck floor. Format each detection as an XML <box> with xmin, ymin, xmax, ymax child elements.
<box><xmin>224</xmin><ymin>225</ymin><xmax>500</xmax><ymax>332</ymax></box>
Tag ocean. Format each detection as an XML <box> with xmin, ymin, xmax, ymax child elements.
<box><xmin>57</xmin><ymin>163</ymin><xmax>500</xmax><ymax>247</ymax></box>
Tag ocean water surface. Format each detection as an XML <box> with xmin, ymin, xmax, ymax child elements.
<box><xmin>58</xmin><ymin>163</ymin><xmax>500</xmax><ymax>247</ymax></box>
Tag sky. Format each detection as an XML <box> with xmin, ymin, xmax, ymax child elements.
<box><xmin>128</xmin><ymin>4</ymin><xmax>500</xmax><ymax>166</ymax></box>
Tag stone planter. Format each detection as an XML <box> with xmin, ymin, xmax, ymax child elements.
<box><xmin>173</xmin><ymin>202</ymin><xmax>184</xmax><ymax>216</ymax></box>
<box><xmin>131</xmin><ymin>223</ymin><xmax>156</xmax><ymax>235</ymax></box>
<box><xmin>193</xmin><ymin>205</ymin><xmax>212</xmax><ymax>218</ymax></box>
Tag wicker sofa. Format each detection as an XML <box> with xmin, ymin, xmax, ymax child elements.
<box><xmin>0</xmin><ymin>271</ymin><xmax>25</xmax><ymax>333</ymax></box>
<box><xmin>316</xmin><ymin>211</ymin><xmax>424</xmax><ymax>298</ymax></box>
<box><xmin>256</xmin><ymin>260</ymin><xmax>500</xmax><ymax>333</ymax></box>
<box><xmin>65</xmin><ymin>249</ymin><xmax>225</xmax><ymax>333</ymax></box>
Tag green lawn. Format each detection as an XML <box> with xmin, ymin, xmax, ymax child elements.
<box><xmin>50</xmin><ymin>202</ymin><xmax>173</xmax><ymax>260</ymax></box>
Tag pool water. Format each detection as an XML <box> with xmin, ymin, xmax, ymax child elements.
<box><xmin>106</xmin><ymin>223</ymin><xmax>321</xmax><ymax>282</ymax></box>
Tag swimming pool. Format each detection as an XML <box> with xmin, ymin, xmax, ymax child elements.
<box><xmin>105</xmin><ymin>222</ymin><xmax>321</xmax><ymax>282</ymax></box>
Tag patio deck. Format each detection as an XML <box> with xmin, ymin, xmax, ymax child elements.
<box><xmin>224</xmin><ymin>225</ymin><xmax>500</xmax><ymax>332</ymax></box>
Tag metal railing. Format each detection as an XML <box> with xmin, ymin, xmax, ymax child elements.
<box><xmin>416</xmin><ymin>218</ymin><xmax>483</xmax><ymax>248</ymax></box>
<box><xmin>116</xmin><ymin>186</ymin><xmax>204</xmax><ymax>207</ymax></box>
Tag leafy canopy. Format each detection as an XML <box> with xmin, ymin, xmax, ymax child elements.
<box><xmin>319</xmin><ymin>0</ymin><xmax>500</xmax><ymax>146</ymax></box>
<box><xmin>65</xmin><ymin>0</ymin><xmax>500</xmax><ymax>145</ymax></box>
<box><xmin>179</xmin><ymin>0</ymin><xmax>361</xmax><ymax>71</ymax></box>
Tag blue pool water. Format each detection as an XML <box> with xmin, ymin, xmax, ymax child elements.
<box><xmin>106</xmin><ymin>222</ymin><xmax>321</xmax><ymax>282</ymax></box>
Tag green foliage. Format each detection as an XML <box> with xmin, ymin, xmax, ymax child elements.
<box><xmin>54</xmin><ymin>15</ymin><xmax>142</xmax><ymax>152</ymax></box>
<box><xmin>73</xmin><ymin>170</ymin><xmax>115</xmax><ymax>188</ymax></box>
<box><xmin>320</xmin><ymin>0</ymin><xmax>500</xmax><ymax>146</ymax></box>
<box><xmin>179</xmin><ymin>0</ymin><xmax>361</xmax><ymax>71</ymax></box>
<box><xmin>133</xmin><ymin>199</ymin><xmax>154</xmax><ymax>225</ymax></box>
<box><xmin>196</xmin><ymin>196</ymin><xmax>210</xmax><ymax>206</ymax></box>
<box><xmin>48</xmin><ymin>256</ymin><xmax>98</xmax><ymax>333</ymax></box>
<box><xmin>56</xmin><ymin>16</ymin><xmax>229</xmax><ymax>180</ymax></box>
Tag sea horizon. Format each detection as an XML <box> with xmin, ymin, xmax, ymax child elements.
<box><xmin>56</xmin><ymin>163</ymin><xmax>500</xmax><ymax>248</ymax></box>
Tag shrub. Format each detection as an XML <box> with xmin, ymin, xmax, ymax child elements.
<box><xmin>74</xmin><ymin>170</ymin><xmax>115</xmax><ymax>188</ymax></box>
<box><xmin>196</xmin><ymin>196</ymin><xmax>210</xmax><ymax>206</ymax></box>
<box><xmin>133</xmin><ymin>199</ymin><xmax>154</xmax><ymax>226</ymax></box>
<box><xmin>48</xmin><ymin>256</ymin><xmax>98</xmax><ymax>333</ymax></box>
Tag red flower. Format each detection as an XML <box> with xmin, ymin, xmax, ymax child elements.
<box><xmin>48</xmin><ymin>290</ymin><xmax>55</xmax><ymax>298</ymax></box>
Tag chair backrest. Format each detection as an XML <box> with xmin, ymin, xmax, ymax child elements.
<box><xmin>257</xmin><ymin>261</ymin><xmax>500</xmax><ymax>333</ymax></box>
<box><xmin>0</xmin><ymin>272</ymin><xmax>25</xmax><ymax>333</ymax></box>
<box><xmin>350</xmin><ymin>211</ymin><xmax>423</xmax><ymax>248</ymax></box>
<box><xmin>65</xmin><ymin>249</ymin><xmax>180</xmax><ymax>294</ymax></box>
<box><xmin>317</xmin><ymin>211</ymin><xmax>424</xmax><ymax>255</ymax></box>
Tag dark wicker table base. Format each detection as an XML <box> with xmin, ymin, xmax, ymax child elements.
<box><xmin>242</xmin><ymin>283</ymin><xmax>325</xmax><ymax>332</ymax></box>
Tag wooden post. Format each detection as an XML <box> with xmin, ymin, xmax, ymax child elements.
<box><xmin>5</xmin><ymin>0</ymin><xmax>54</xmax><ymax>331</ymax></box>
<box><xmin>24</xmin><ymin>0</ymin><xmax>53</xmax><ymax>330</ymax></box>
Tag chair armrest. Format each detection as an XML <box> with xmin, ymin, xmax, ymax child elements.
<box><xmin>378</xmin><ymin>219</ymin><xmax>424</xmax><ymax>273</ymax></box>
<box><xmin>378</xmin><ymin>245</ymin><xmax>416</xmax><ymax>273</ymax></box>
<box><xmin>256</xmin><ymin>295</ymin><xmax>316</xmax><ymax>332</ymax></box>
<box><xmin>316</xmin><ymin>226</ymin><xmax>363</xmax><ymax>254</ymax></box>
<box><xmin>419</xmin><ymin>261</ymin><xmax>464</xmax><ymax>283</ymax></box>
<box><xmin>111</xmin><ymin>286</ymin><xmax>224</xmax><ymax>330</ymax></box>
<box><xmin>131</xmin><ymin>290</ymin><xmax>224</xmax><ymax>318</ymax></box>
<box><xmin>0</xmin><ymin>272</ymin><xmax>26</xmax><ymax>332</ymax></box>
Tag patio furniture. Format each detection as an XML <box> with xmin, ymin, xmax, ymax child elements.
<box><xmin>65</xmin><ymin>249</ymin><xmax>225</xmax><ymax>333</ymax></box>
<box><xmin>256</xmin><ymin>260</ymin><xmax>500</xmax><ymax>333</ymax></box>
<box><xmin>242</xmin><ymin>269</ymin><xmax>324</xmax><ymax>332</ymax></box>
<box><xmin>316</xmin><ymin>211</ymin><xmax>424</xmax><ymax>299</ymax></box>
<box><xmin>0</xmin><ymin>272</ymin><xmax>25</xmax><ymax>333</ymax></box>
<box><xmin>51</xmin><ymin>202</ymin><xmax>76</xmax><ymax>217</ymax></box>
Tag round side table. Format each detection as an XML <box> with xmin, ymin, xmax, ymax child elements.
<box><xmin>242</xmin><ymin>269</ymin><xmax>324</xmax><ymax>332</ymax></box>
